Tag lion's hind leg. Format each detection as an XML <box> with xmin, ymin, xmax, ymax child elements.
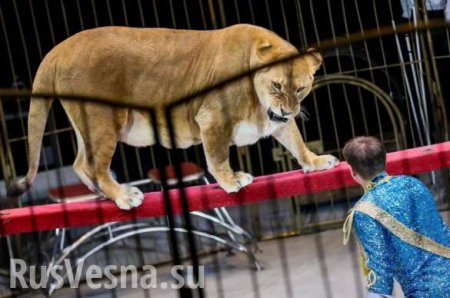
<box><xmin>234</xmin><ymin>171</ymin><xmax>254</xmax><ymax>189</ymax></box>
<box><xmin>64</xmin><ymin>102</ymin><xmax>144</xmax><ymax>210</ymax></box>
<box><xmin>90</xmin><ymin>117</ymin><xmax>143</xmax><ymax>209</ymax></box>
<box><xmin>72</xmin><ymin>126</ymin><xmax>97</xmax><ymax>192</ymax></box>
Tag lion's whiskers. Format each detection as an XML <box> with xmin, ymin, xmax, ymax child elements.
<box><xmin>296</xmin><ymin>106</ymin><xmax>310</xmax><ymax>121</ymax></box>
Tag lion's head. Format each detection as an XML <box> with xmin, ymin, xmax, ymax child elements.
<box><xmin>251</xmin><ymin>41</ymin><xmax>322</xmax><ymax>123</ymax></box>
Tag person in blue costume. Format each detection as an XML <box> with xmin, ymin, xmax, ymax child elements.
<box><xmin>342</xmin><ymin>136</ymin><xmax>450</xmax><ymax>298</ymax></box>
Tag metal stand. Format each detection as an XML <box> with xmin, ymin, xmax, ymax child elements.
<box><xmin>44</xmin><ymin>162</ymin><xmax>261</xmax><ymax>296</ymax></box>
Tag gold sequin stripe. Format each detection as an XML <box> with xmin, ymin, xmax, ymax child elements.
<box><xmin>356</xmin><ymin>233</ymin><xmax>377</xmax><ymax>288</ymax></box>
<box><xmin>354</xmin><ymin>201</ymin><xmax>450</xmax><ymax>259</ymax></box>
<box><xmin>343</xmin><ymin>215</ymin><xmax>377</xmax><ymax>288</ymax></box>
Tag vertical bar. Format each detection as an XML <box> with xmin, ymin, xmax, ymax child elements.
<box><xmin>105</xmin><ymin>0</ymin><xmax>114</xmax><ymax>24</ymax></box>
<box><xmin>149</xmin><ymin>108</ymin><xmax>186</xmax><ymax>298</ymax></box>
<box><xmin>90</xmin><ymin>0</ymin><xmax>99</xmax><ymax>27</ymax></box>
<box><xmin>165</xmin><ymin>105</ymin><xmax>204</xmax><ymax>298</ymax></box>
<box><xmin>352</xmin><ymin>0</ymin><xmax>385</xmax><ymax>140</ymax></box>
<box><xmin>216</xmin><ymin>0</ymin><xmax>227</xmax><ymax>27</ymax></box>
<box><xmin>207</xmin><ymin>0</ymin><xmax>218</xmax><ymax>29</ymax></box>
<box><xmin>152</xmin><ymin>0</ymin><xmax>161</xmax><ymax>27</ymax></box>
<box><xmin>264</xmin><ymin>0</ymin><xmax>273</xmax><ymax>30</ymax></box>
<box><xmin>137</xmin><ymin>0</ymin><xmax>146</xmax><ymax>27</ymax></box>
<box><xmin>169</xmin><ymin>0</ymin><xmax>177</xmax><ymax>28</ymax></box>
<box><xmin>12</xmin><ymin>0</ymin><xmax>33</xmax><ymax>85</ymax></box>
<box><xmin>121</xmin><ymin>0</ymin><xmax>129</xmax><ymax>26</ymax></box>
<box><xmin>198</xmin><ymin>0</ymin><xmax>208</xmax><ymax>28</ymax></box>
<box><xmin>76</xmin><ymin>0</ymin><xmax>85</xmax><ymax>30</ymax></box>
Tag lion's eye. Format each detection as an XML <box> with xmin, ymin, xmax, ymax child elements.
<box><xmin>297</xmin><ymin>86</ymin><xmax>306</xmax><ymax>93</ymax></box>
<box><xmin>272</xmin><ymin>82</ymin><xmax>282</xmax><ymax>91</ymax></box>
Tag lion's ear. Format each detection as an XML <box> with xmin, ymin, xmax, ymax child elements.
<box><xmin>304</xmin><ymin>48</ymin><xmax>323</xmax><ymax>73</ymax></box>
<box><xmin>257</xmin><ymin>40</ymin><xmax>272</xmax><ymax>54</ymax></box>
<box><xmin>250</xmin><ymin>40</ymin><xmax>273</xmax><ymax>67</ymax></box>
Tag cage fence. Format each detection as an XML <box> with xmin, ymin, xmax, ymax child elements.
<box><xmin>0</xmin><ymin>0</ymin><xmax>450</xmax><ymax>298</ymax></box>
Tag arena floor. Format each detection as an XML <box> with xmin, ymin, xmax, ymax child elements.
<box><xmin>11</xmin><ymin>210</ymin><xmax>450</xmax><ymax>298</ymax></box>
<box><xmin>23</xmin><ymin>228</ymin><xmax>405</xmax><ymax>298</ymax></box>
<box><xmin>113</xmin><ymin>228</ymin><xmax>405</xmax><ymax>298</ymax></box>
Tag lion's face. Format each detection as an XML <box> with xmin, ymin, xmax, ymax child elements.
<box><xmin>252</xmin><ymin>44</ymin><xmax>322</xmax><ymax>123</ymax></box>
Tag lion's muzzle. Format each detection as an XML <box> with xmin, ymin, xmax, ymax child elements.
<box><xmin>267</xmin><ymin>109</ymin><xmax>289</xmax><ymax>123</ymax></box>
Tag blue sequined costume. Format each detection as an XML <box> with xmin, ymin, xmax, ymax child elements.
<box><xmin>347</xmin><ymin>172</ymin><xmax>450</xmax><ymax>297</ymax></box>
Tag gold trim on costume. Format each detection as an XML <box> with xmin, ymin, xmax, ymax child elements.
<box><xmin>342</xmin><ymin>208</ymin><xmax>355</xmax><ymax>245</ymax></box>
<box><xmin>354</xmin><ymin>201</ymin><xmax>450</xmax><ymax>259</ymax></box>
<box><xmin>343</xmin><ymin>174</ymin><xmax>392</xmax><ymax>245</ymax></box>
<box><xmin>365</xmin><ymin>176</ymin><xmax>392</xmax><ymax>193</ymax></box>
<box><xmin>345</xmin><ymin>223</ymin><xmax>378</xmax><ymax>288</ymax></box>
<box><xmin>359</xmin><ymin>244</ymin><xmax>377</xmax><ymax>288</ymax></box>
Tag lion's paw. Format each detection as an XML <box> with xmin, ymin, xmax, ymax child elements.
<box><xmin>220</xmin><ymin>180</ymin><xmax>241</xmax><ymax>193</ymax></box>
<box><xmin>219</xmin><ymin>172</ymin><xmax>254</xmax><ymax>193</ymax></box>
<box><xmin>114</xmin><ymin>186</ymin><xmax>144</xmax><ymax>210</ymax></box>
<box><xmin>303</xmin><ymin>154</ymin><xmax>339</xmax><ymax>173</ymax></box>
<box><xmin>235</xmin><ymin>171</ymin><xmax>253</xmax><ymax>188</ymax></box>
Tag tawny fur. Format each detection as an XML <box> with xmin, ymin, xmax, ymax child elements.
<box><xmin>8</xmin><ymin>24</ymin><xmax>339</xmax><ymax>210</ymax></box>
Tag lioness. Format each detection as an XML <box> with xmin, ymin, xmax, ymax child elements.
<box><xmin>8</xmin><ymin>24</ymin><xmax>339</xmax><ymax>210</ymax></box>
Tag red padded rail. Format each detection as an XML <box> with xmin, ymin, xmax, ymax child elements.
<box><xmin>1</xmin><ymin>141</ymin><xmax>450</xmax><ymax>236</ymax></box>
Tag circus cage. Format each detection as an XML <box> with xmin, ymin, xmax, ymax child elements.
<box><xmin>0</xmin><ymin>0</ymin><xmax>449</xmax><ymax>297</ymax></box>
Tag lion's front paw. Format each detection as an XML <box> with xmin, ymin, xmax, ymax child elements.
<box><xmin>114</xmin><ymin>186</ymin><xmax>144</xmax><ymax>210</ymax></box>
<box><xmin>218</xmin><ymin>171</ymin><xmax>254</xmax><ymax>193</ymax></box>
<box><xmin>303</xmin><ymin>154</ymin><xmax>339</xmax><ymax>173</ymax></box>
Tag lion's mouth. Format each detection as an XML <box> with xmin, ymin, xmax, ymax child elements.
<box><xmin>267</xmin><ymin>109</ymin><xmax>288</xmax><ymax>123</ymax></box>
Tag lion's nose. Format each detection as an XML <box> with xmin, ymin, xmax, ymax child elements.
<box><xmin>280</xmin><ymin>107</ymin><xmax>292</xmax><ymax>116</ymax></box>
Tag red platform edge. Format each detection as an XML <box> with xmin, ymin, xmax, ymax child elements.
<box><xmin>1</xmin><ymin>141</ymin><xmax>450</xmax><ymax>236</ymax></box>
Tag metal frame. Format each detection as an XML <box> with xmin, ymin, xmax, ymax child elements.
<box><xmin>42</xmin><ymin>176</ymin><xmax>261</xmax><ymax>296</ymax></box>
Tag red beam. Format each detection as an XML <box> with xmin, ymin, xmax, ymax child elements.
<box><xmin>1</xmin><ymin>142</ymin><xmax>450</xmax><ymax>236</ymax></box>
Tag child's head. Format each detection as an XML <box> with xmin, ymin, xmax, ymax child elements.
<box><xmin>343</xmin><ymin>136</ymin><xmax>386</xmax><ymax>182</ymax></box>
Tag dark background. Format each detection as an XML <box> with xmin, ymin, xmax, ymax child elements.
<box><xmin>2</xmin><ymin>0</ymin><xmax>447</xmax><ymax>183</ymax></box>
<box><xmin>0</xmin><ymin>0</ymin><xmax>405</xmax><ymax>88</ymax></box>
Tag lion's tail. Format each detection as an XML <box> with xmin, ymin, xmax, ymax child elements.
<box><xmin>7</xmin><ymin>68</ymin><xmax>55</xmax><ymax>198</ymax></box>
